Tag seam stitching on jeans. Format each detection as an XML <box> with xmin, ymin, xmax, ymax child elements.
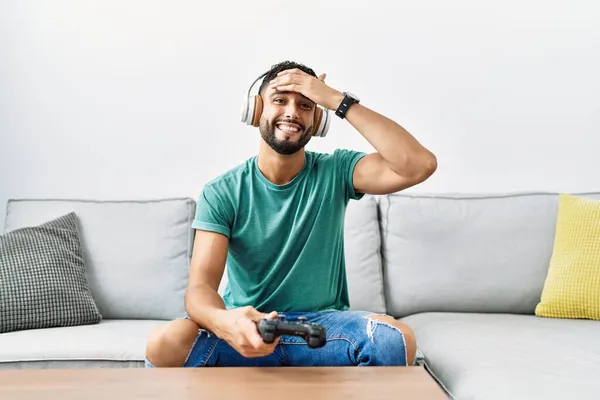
<box><xmin>201</xmin><ymin>338</ymin><xmax>221</xmax><ymax>367</ymax></box>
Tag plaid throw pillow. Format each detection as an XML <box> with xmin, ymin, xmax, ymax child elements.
<box><xmin>0</xmin><ymin>212</ymin><xmax>102</xmax><ymax>333</ymax></box>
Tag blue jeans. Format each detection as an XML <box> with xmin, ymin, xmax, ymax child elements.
<box><xmin>145</xmin><ymin>310</ymin><xmax>411</xmax><ymax>367</ymax></box>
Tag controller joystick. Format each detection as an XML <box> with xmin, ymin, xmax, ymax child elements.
<box><xmin>257</xmin><ymin>316</ymin><xmax>326</xmax><ymax>348</ymax></box>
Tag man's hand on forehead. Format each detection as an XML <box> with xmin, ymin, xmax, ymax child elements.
<box><xmin>268</xmin><ymin>68</ymin><xmax>344</xmax><ymax>112</ymax></box>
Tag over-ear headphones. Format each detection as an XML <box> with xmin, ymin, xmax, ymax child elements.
<box><xmin>240</xmin><ymin>71</ymin><xmax>331</xmax><ymax>138</ymax></box>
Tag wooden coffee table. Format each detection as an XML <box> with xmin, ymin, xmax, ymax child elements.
<box><xmin>0</xmin><ymin>366</ymin><xmax>448</xmax><ymax>399</ymax></box>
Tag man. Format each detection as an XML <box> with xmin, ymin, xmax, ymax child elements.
<box><xmin>145</xmin><ymin>61</ymin><xmax>437</xmax><ymax>368</ymax></box>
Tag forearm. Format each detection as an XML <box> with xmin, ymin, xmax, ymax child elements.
<box><xmin>185</xmin><ymin>284</ymin><xmax>228</xmax><ymax>335</ymax></box>
<box><xmin>345</xmin><ymin>102</ymin><xmax>436</xmax><ymax>177</ymax></box>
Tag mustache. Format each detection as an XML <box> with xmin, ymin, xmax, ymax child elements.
<box><xmin>275</xmin><ymin>119</ymin><xmax>306</xmax><ymax>131</ymax></box>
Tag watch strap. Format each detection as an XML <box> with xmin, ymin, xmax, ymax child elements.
<box><xmin>335</xmin><ymin>93</ymin><xmax>358</xmax><ymax>119</ymax></box>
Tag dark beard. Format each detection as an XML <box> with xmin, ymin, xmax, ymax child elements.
<box><xmin>259</xmin><ymin>118</ymin><xmax>312</xmax><ymax>155</ymax></box>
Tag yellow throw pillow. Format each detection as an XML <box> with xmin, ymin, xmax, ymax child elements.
<box><xmin>535</xmin><ymin>193</ymin><xmax>600</xmax><ymax>320</ymax></box>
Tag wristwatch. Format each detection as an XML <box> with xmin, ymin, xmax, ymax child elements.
<box><xmin>335</xmin><ymin>92</ymin><xmax>360</xmax><ymax>119</ymax></box>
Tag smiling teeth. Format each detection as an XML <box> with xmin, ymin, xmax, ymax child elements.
<box><xmin>278</xmin><ymin>125</ymin><xmax>299</xmax><ymax>132</ymax></box>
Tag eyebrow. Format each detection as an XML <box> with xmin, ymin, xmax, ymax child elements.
<box><xmin>269</xmin><ymin>90</ymin><xmax>315</xmax><ymax>104</ymax></box>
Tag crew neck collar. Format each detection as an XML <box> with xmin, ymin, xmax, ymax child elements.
<box><xmin>253</xmin><ymin>152</ymin><xmax>310</xmax><ymax>191</ymax></box>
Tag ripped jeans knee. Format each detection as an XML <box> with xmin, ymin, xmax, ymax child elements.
<box><xmin>355</xmin><ymin>315</ymin><xmax>409</xmax><ymax>366</ymax></box>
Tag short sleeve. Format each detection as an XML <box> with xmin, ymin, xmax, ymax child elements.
<box><xmin>334</xmin><ymin>149</ymin><xmax>368</xmax><ymax>201</ymax></box>
<box><xmin>191</xmin><ymin>184</ymin><xmax>232</xmax><ymax>238</ymax></box>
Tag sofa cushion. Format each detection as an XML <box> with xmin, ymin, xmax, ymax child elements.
<box><xmin>536</xmin><ymin>194</ymin><xmax>600</xmax><ymax>320</ymax></box>
<box><xmin>344</xmin><ymin>195</ymin><xmax>386</xmax><ymax>313</ymax></box>
<box><xmin>4</xmin><ymin>198</ymin><xmax>195</xmax><ymax>320</ymax></box>
<box><xmin>401</xmin><ymin>312</ymin><xmax>600</xmax><ymax>400</ymax></box>
<box><xmin>0</xmin><ymin>213</ymin><xmax>102</xmax><ymax>333</ymax></box>
<box><xmin>0</xmin><ymin>319</ymin><xmax>165</xmax><ymax>369</ymax></box>
<box><xmin>379</xmin><ymin>192</ymin><xmax>600</xmax><ymax>317</ymax></box>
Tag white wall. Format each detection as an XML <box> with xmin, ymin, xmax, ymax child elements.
<box><xmin>2</xmin><ymin>0</ymin><xmax>599</xmax><ymax>227</ymax></box>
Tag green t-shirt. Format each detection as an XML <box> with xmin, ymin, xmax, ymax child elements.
<box><xmin>191</xmin><ymin>149</ymin><xmax>367</xmax><ymax>313</ymax></box>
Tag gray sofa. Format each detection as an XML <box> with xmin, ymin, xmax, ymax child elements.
<box><xmin>1</xmin><ymin>193</ymin><xmax>599</xmax><ymax>399</ymax></box>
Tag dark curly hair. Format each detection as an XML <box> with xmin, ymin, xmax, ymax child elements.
<box><xmin>258</xmin><ymin>61</ymin><xmax>317</xmax><ymax>95</ymax></box>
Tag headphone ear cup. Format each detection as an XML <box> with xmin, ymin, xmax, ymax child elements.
<box><xmin>312</xmin><ymin>107</ymin><xmax>330</xmax><ymax>137</ymax></box>
<box><xmin>242</xmin><ymin>95</ymin><xmax>254</xmax><ymax>125</ymax></box>
<box><xmin>251</xmin><ymin>95</ymin><xmax>263</xmax><ymax>127</ymax></box>
<box><xmin>312</xmin><ymin>107</ymin><xmax>323</xmax><ymax>136</ymax></box>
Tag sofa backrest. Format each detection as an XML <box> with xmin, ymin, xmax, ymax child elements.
<box><xmin>4</xmin><ymin>198</ymin><xmax>195</xmax><ymax>320</ymax></box>
<box><xmin>8</xmin><ymin>191</ymin><xmax>591</xmax><ymax>321</ymax></box>
<box><xmin>378</xmin><ymin>192</ymin><xmax>600</xmax><ymax>318</ymax></box>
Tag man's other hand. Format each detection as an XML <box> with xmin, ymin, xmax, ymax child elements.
<box><xmin>214</xmin><ymin>306</ymin><xmax>279</xmax><ymax>358</ymax></box>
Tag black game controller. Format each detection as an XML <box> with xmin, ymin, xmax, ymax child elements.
<box><xmin>257</xmin><ymin>315</ymin><xmax>326</xmax><ymax>348</ymax></box>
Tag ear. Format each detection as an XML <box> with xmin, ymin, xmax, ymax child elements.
<box><xmin>318</xmin><ymin>73</ymin><xmax>327</xmax><ymax>82</ymax></box>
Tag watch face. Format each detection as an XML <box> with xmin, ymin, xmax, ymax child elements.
<box><xmin>345</xmin><ymin>92</ymin><xmax>360</xmax><ymax>102</ymax></box>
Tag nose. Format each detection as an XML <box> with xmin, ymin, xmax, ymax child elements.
<box><xmin>284</xmin><ymin>102</ymin><xmax>301</xmax><ymax>120</ymax></box>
